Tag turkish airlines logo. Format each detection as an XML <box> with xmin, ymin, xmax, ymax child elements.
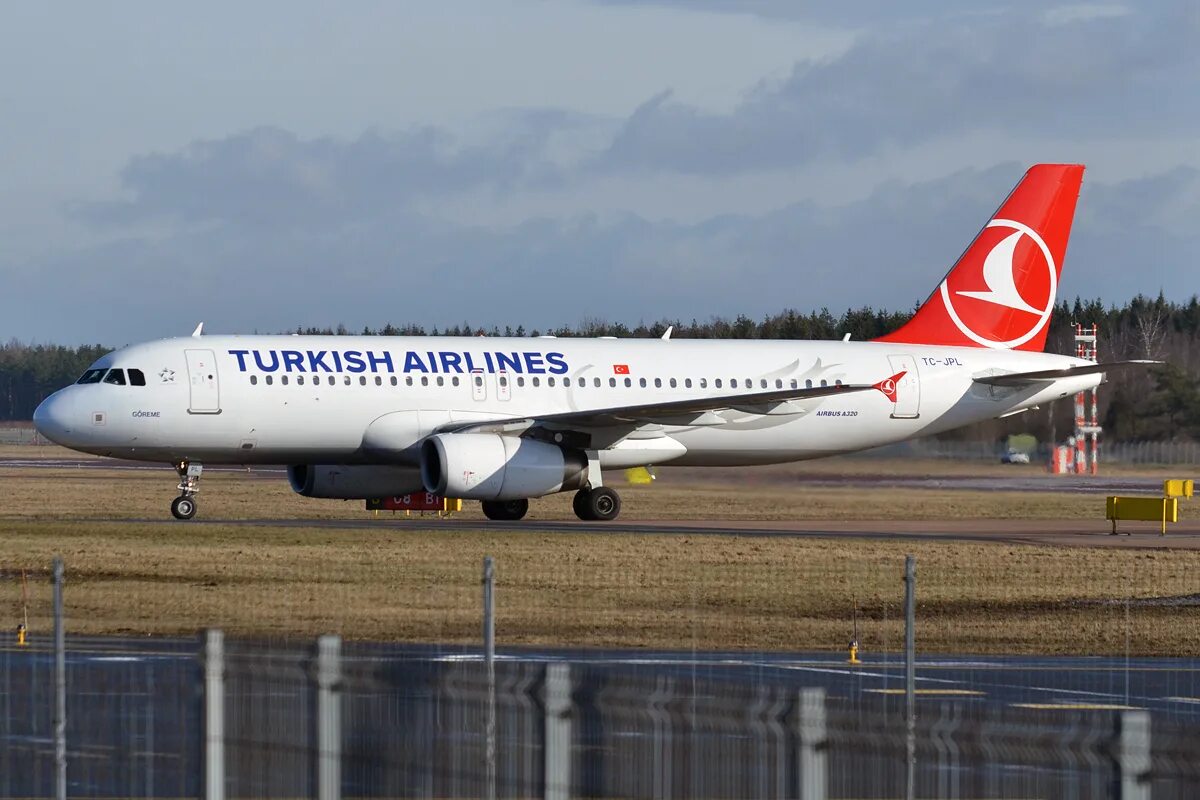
<box><xmin>873</xmin><ymin>371</ymin><xmax>906</xmax><ymax>403</ymax></box>
<box><xmin>939</xmin><ymin>218</ymin><xmax>1057</xmax><ymax>349</ymax></box>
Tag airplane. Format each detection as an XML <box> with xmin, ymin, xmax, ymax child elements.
<box><xmin>33</xmin><ymin>164</ymin><xmax>1153</xmax><ymax>522</ymax></box>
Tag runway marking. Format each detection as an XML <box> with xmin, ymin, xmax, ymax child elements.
<box><xmin>1011</xmin><ymin>702</ymin><xmax>1140</xmax><ymax>711</ymax></box>
<box><xmin>1165</xmin><ymin>696</ymin><xmax>1200</xmax><ymax>704</ymax></box>
<box><xmin>867</xmin><ymin>689</ymin><xmax>985</xmax><ymax>696</ymax></box>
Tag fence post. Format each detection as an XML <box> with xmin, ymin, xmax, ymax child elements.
<box><xmin>904</xmin><ymin>555</ymin><xmax>916</xmax><ymax>800</ymax></box>
<box><xmin>52</xmin><ymin>557</ymin><xmax>66</xmax><ymax>800</ymax></box>
<box><xmin>543</xmin><ymin>663</ymin><xmax>571</xmax><ymax>800</ymax></box>
<box><xmin>796</xmin><ymin>687</ymin><xmax>827</xmax><ymax>800</ymax></box>
<box><xmin>1114</xmin><ymin>710</ymin><xmax>1150</xmax><ymax>800</ymax></box>
<box><xmin>316</xmin><ymin>635</ymin><xmax>342</xmax><ymax>800</ymax></box>
<box><xmin>204</xmin><ymin>629</ymin><xmax>225</xmax><ymax>800</ymax></box>
<box><xmin>483</xmin><ymin>556</ymin><xmax>496</xmax><ymax>800</ymax></box>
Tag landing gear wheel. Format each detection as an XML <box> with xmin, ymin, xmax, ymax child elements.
<box><xmin>575</xmin><ymin>487</ymin><xmax>621</xmax><ymax>522</ymax></box>
<box><xmin>171</xmin><ymin>495</ymin><xmax>197</xmax><ymax>520</ymax></box>
<box><xmin>572</xmin><ymin>490</ymin><xmax>592</xmax><ymax>521</ymax></box>
<box><xmin>481</xmin><ymin>498</ymin><xmax>529</xmax><ymax>521</ymax></box>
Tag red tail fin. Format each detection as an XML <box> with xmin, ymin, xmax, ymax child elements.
<box><xmin>875</xmin><ymin>164</ymin><xmax>1084</xmax><ymax>352</ymax></box>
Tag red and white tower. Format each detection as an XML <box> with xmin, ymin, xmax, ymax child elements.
<box><xmin>1074</xmin><ymin>323</ymin><xmax>1101</xmax><ymax>474</ymax></box>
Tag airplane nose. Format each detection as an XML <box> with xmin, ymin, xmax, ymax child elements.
<box><xmin>33</xmin><ymin>391</ymin><xmax>74</xmax><ymax>445</ymax></box>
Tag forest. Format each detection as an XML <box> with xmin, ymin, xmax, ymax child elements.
<box><xmin>3</xmin><ymin>294</ymin><xmax>1198</xmax><ymax>444</ymax></box>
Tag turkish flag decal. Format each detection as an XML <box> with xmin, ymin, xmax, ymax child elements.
<box><xmin>613</xmin><ymin>364</ymin><xmax>630</xmax><ymax>375</ymax></box>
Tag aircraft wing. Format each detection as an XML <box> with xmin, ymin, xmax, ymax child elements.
<box><xmin>972</xmin><ymin>360</ymin><xmax>1161</xmax><ymax>387</ymax></box>
<box><xmin>439</xmin><ymin>378</ymin><xmax>888</xmax><ymax>434</ymax></box>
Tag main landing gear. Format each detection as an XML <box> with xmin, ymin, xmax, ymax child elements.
<box><xmin>481</xmin><ymin>499</ymin><xmax>530</xmax><ymax>521</ymax></box>
<box><xmin>572</xmin><ymin>487</ymin><xmax>621</xmax><ymax>522</ymax></box>
<box><xmin>171</xmin><ymin>461</ymin><xmax>203</xmax><ymax>520</ymax></box>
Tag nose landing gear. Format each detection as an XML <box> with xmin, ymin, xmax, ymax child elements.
<box><xmin>171</xmin><ymin>461</ymin><xmax>202</xmax><ymax>520</ymax></box>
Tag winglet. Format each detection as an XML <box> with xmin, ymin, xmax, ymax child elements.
<box><xmin>873</xmin><ymin>371</ymin><xmax>906</xmax><ymax>403</ymax></box>
<box><xmin>191</xmin><ymin>322</ymin><xmax>204</xmax><ymax>338</ymax></box>
<box><xmin>661</xmin><ymin>326</ymin><xmax>673</xmax><ymax>340</ymax></box>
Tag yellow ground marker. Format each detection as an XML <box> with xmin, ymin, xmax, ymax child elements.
<box><xmin>1011</xmin><ymin>702</ymin><xmax>1139</xmax><ymax>711</ymax></box>
<box><xmin>866</xmin><ymin>689</ymin><xmax>984</xmax><ymax>696</ymax></box>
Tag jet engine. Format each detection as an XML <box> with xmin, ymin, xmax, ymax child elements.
<box><xmin>287</xmin><ymin>464</ymin><xmax>423</xmax><ymax>499</ymax></box>
<box><xmin>421</xmin><ymin>433</ymin><xmax>587</xmax><ymax>500</ymax></box>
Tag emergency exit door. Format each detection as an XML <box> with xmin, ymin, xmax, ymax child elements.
<box><xmin>185</xmin><ymin>349</ymin><xmax>221</xmax><ymax>414</ymax></box>
<box><xmin>886</xmin><ymin>354</ymin><xmax>920</xmax><ymax>419</ymax></box>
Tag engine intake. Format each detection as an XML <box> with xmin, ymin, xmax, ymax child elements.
<box><xmin>421</xmin><ymin>433</ymin><xmax>587</xmax><ymax>500</ymax></box>
<box><xmin>288</xmin><ymin>464</ymin><xmax>423</xmax><ymax>499</ymax></box>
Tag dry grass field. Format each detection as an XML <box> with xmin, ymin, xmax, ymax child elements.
<box><xmin>2</xmin><ymin>446</ymin><xmax>1199</xmax><ymax>655</ymax></box>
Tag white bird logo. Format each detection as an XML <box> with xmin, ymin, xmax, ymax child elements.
<box><xmin>956</xmin><ymin>229</ymin><xmax>1041</xmax><ymax>313</ymax></box>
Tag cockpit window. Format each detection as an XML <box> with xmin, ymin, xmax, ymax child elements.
<box><xmin>128</xmin><ymin>369</ymin><xmax>146</xmax><ymax>386</ymax></box>
<box><xmin>103</xmin><ymin>369</ymin><xmax>127</xmax><ymax>386</ymax></box>
<box><xmin>76</xmin><ymin>369</ymin><xmax>106</xmax><ymax>384</ymax></box>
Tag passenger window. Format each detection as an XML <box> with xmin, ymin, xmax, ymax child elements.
<box><xmin>359</xmin><ymin>376</ymin><xmax>366</xmax><ymax>386</ymax></box>
<box><xmin>499</xmin><ymin>376</ymin><xmax>507</xmax><ymax>387</ymax></box>
<box><xmin>517</xmin><ymin>377</ymin><xmax>525</xmax><ymax>387</ymax></box>
<box><xmin>715</xmin><ymin>379</ymin><xmax>723</xmax><ymax>389</ymax></box>
<box><xmin>760</xmin><ymin>379</ymin><xmax>768</xmax><ymax>389</ymax></box>
<box><xmin>563</xmin><ymin>377</ymin><xmax>571</xmax><ymax>387</ymax></box>
<box><xmin>654</xmin><ymin>378</ymin><xmax>662</xmax><ymax>388</ymax></box>
<box><xmin>390</xmin><ymin>376</ymin><xmax>397</xmax><ymax>386</ymax></box>
<box><xmin>406</xmin><ymin>377</ymin><xmax>413</xmax><ymax>386</ymax></box>
<box><xmin>835</xmin><ymin>379</ymin><xmax>843</xmax><ymax>386</ymax></box>
<box><xmin>790</xmin><ymin>379</ymin><xmax>798</xmax><ymax>389</ymax></box>
<box><xmin>250</xmin><ymin>375</ymin><xmax>258</xmax><ymax>386</ymax></box>
<box><xmin>609</xmin><ymin>378</ymin><xmax>616</xmax><ymax>387</ymax></box>
<box><xmin>548</xmin><ymin>377</ymin><xmax>556</xmax><ymax>387</ymax></box>
<box><xmin>594</xmin><ymin>378</ymin><xmax>601</xmax><ymax>388</ymax></box>
<box><xmin>344</xmin><ymin>376</ymin><xmax>351</xmax><ymax>386</ymax></box>
<box><xmin>281</xmin><ymin>376</ymin><xmax>289</xmax><ymax>385</ymax></box>
<box><xmin>76</xmin><ymin>369</ymin><xmax>106</xmax><ymax>384</ymax></box>
<box><xmin>669</xmin><ymin>378</ymin><xmax>677</xmax><ymax>388</ymax></box>
<box><xmin>806</xmin><ymin>379</ymin><xmax>813</xmax><ymax>388</ymax></box>
<box><xmin>700</xmin><ymin>378</ymin><xmax>707</xmax><ymax>388</ymax></box>
<box><xmin>624</xmin><ymin>377</ymin><xmax>632</xmax><ymax>387</ymax></box>
<box><xmin>329</xmin><ymin>376</ymin><xmax>336</xmax><ymax>386</ymax></box>
<box><xmin>128</xmin><ymin>369</ymin><xmax>146</xmax><ymax>386</ymax></box>
<box><xmin>420</xmin><ymin>376</ymin><xmax>428</xmax><ymax>386</ymax></box>
<box><xmin>685</xmin><ymin>378</ymin><xmax>692</xmax><ymax>388</ymax></box>
<box><xmin>103</xmin><ymin>369</ymin><xmax>126</xmax><ymax>386</ymax></box>
<box><xmin>820</xmin><ymin>379</ymin><xmax>827</xmax><ymax>387</ymax></box>
<box><xmin>639</xmin><ymin>378</ymin><xmax>647</xmax><ymax>388</ymax></box>
<box><xmin>474</xmin><ymin>375</ymin><xmax>483</xmax><ymax>387</ymax></box>
<box><xmin>532</xmin><ymin>377</ymin><xmax>540</xmax><ymax>387</ymax></box>
<box><xmin>452</xmin><ymin>376</ymin><xmax>460</xmax><ymax>387</ymax></box>
<box><xmin>297</xmin><ymin>376</ymin><xmax>305</xmax><ymax>385</ymax></box>
<box><xmin>435</xmin><ymin>376</ymin><xmax>443</xmax><ymax>386</ymax></box>
<box><xmin>266</xmin><ymin>375</ymin><xmax>274</xmax><ymax>386</ymax></box>
<box><xmin>744</xmin><ymin>379</ymin><xmax>752</xmax><ymax>389</ymax></box>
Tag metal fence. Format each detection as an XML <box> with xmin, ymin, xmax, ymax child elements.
<box><xmin>5</xmin><ymin>632</ymin><xmax>1200</xmax><ymax>798</ymax></box>
<box><xmin>6</xmin><ymin>558</ymin><xmax>1200</xmax><ymax>797</ymax></box>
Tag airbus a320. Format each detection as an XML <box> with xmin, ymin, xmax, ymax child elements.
<box><xmin>33</xmin><ymin>164</ymin><xmax>1151</xmax><ymax>521</ymax></box>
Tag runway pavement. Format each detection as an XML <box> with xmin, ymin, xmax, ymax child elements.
<box><xmin>97</xmin><ymin>514</ymin><xmax>1200</xmax><ymax>547</ymax></box>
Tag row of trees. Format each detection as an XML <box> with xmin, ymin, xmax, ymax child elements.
<box><xmin>3</xmin><ymin>295</ymin><xmax>1198</xmax><ymax>442</ymax></box>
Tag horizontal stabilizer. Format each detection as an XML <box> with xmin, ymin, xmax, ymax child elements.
<box><xmin>972</xmin><ymin>360</ymin><xmax>1161</xmax><ymax>387</ymax></box>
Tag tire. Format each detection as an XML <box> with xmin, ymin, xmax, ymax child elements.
<box><xmin>585</xmin><ymin>487</ymin><xmax>621</xmax><ymax>522</ymax></box>
<box><xmin>481</xmin><ymin>498</ymin><xmax>529</xmax><ymax>521</ymax></box>
<box><xmin>171</xmin><ymin>495</ymin><xmax>197</xmax><ymax>520</ymax></box>
<box><xmin>572</xmin><ymin>490</ymin><xmax>594</xmax><ymax>521</ymax></box>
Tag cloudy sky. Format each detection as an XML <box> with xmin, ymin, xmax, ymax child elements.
<box><xmin>2</xmin><ymin>1</ymin><xmax>1197</xmax><ymax>345</ymax></box>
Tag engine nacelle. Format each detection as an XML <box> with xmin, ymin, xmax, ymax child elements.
<box><xmin>421</xmin><ymin>433</ymin><xmax>587</xmax><ymax>500</ymax></box>
<box><xmin>288</xmin><ymin>464</ymin><xmax>423</xmax><ymax>499</ymax></box>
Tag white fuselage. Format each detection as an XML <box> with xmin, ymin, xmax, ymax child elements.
<box><xmin>35</xmin><ymin>334</ymin><xmax>1097</xmax><ymax>469</ymax></box>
